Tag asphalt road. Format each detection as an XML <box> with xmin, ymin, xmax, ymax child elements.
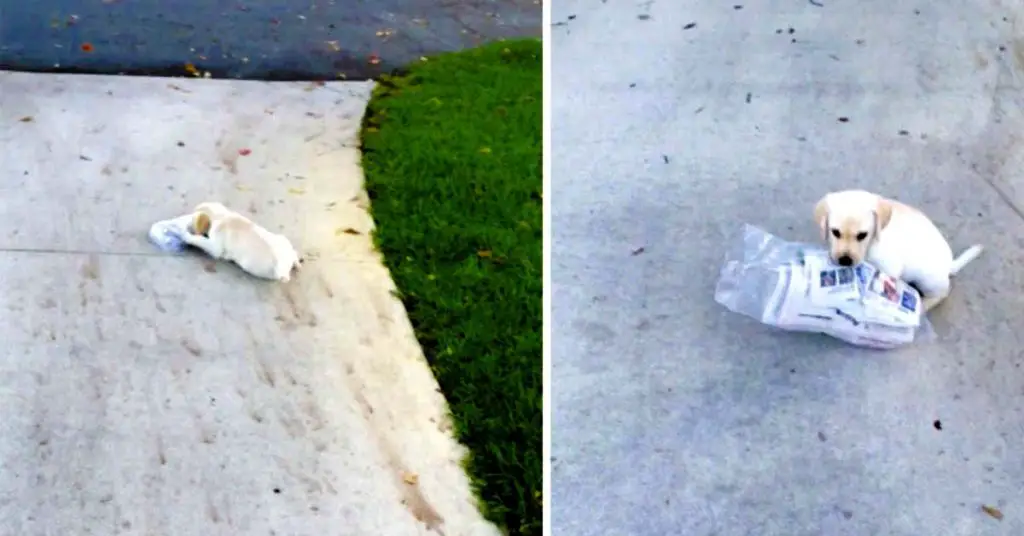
<box><xmin>552</xmin><ymin>0</ymin><xmax>1024</xmax><ymax>534</ymax></box>
<box><xmin>0</xmin><ymin>0</ymin><xmax>540</xmax><ymax>80</ymax></box>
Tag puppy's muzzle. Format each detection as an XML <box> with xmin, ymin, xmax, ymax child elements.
<box><xmin>837</xmin><ymin>255</ymin><xmax>854</xmax><ymax>267</ymax></box>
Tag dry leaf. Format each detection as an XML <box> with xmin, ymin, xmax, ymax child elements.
<box><xmin>184</xmin><ymin>63</ymin><xmax>199</xmax><ymax>76</ymax></box>
<box><xmin>402</xmin><ymin>472</ymin><xmax>419</xmax><ymax>485</ymax></box>
<box><xmin>477</xmin><ymin>250</ymin><xmax>492</xmax><ymax>258</ymax></box>
<box><xmin>18</xmin><ymin>116</ymin><xmax>33</xmax><ymax>122</ymax></box>
<box><xmin>288</xmin><ymin>187</ymin><xmax>306</xmax><ymax>195</ymax></box>
<box><xmin>982</xmin><ymin>505</ymin><xmax>1004</xmax><ymax>520</ymax></box>
<box><xmin>335</xmin><ymin>228</ymin><xmax>360</xmax><ymax>236</ymax></box>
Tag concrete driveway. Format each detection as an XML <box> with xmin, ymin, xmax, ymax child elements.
<box><xmin>551</xmin><ymin>0</ymin><xmax>1024</xmax><ymax>534</ymax></box>
<box><xmin>0</xmin><ymin>71</ymin><xmax>498</xmax><ymax>536</ymax></box>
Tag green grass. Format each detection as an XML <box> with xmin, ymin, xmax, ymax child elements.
<box><xmin>359</xmin><ymin>39</ymin><xmax>542</xmax><ymax>535</ymax></box>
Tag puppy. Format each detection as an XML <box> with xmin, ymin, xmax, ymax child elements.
<box><xmin>183</xmin><ymin>201</ymin><xmax>303</xmax><ymax>282</ymax></box>
<box><xmin>813</xmin><ymin>190</ymin><xmax>983</xmax><ymax>312</ymax></box>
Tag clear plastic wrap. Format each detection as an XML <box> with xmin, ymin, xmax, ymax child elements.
<box><xmin>714</xmin><ymin>224</ymin><xmax>934</xmax><ymax>349</ymax></box>
<box><xmin>148</xmin><ymin>214</ymin><xmax>195</xmax><ymax>253</ymax></box>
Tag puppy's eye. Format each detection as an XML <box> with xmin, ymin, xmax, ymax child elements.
<box><xmin>830</xmin><ymin>229</ymin><xmax>841</xmax><ymax>239</ymax></box>
<box><xmin>856</xmin><ymin>232</ymin><xmax>868</xmax><ymax>241</ymax></box>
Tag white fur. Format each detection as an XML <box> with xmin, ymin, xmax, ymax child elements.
<box><xmin>182</xmin><ymin>202</ymin><xmax>302</xmax><ymax>282</ymax></box>
<box><xmin>817</xmin><ymin>190</ymin><xmax>982</xmax><ymax>312</ymax></box>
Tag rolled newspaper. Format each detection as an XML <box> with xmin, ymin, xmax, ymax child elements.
<box><xmin>715</xmin><ymin>224</ymin><xmax>931</xmax><ymax>349</ymax></box>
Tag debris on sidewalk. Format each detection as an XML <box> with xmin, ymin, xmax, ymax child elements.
<box><xmin>981</xmin><ymin>504</ymin><xmax>1004</xmax><ymax>521</ymax></box>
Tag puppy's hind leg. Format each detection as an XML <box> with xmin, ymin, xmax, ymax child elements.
<box><xmin>919</xmin><ymin>278</ymin><xmax>951</xmax><ymax>313</ymax></box>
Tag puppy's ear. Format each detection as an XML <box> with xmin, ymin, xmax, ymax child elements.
<box><xmin>875</xmin><ymin>197</ymin><xmax>893</xmax><ymax>232</ymax></box>
<box><xmin>194</xmin><ymin>212</ymin><xmax>212</xmax><ymax>236</ymax></box>
<box><xmin>813</xmin><ymin>195</ymin><xmax>829</xmax><ymax>240</ymax></box>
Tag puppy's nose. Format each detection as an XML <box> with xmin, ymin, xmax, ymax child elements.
<box><xmin>837</xmin><ymin>255</ymin><xmax>853</xmax><ymax>266</ymax></box>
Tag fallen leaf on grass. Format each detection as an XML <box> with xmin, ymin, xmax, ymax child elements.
<box><xmin>982</xmin><ymin>505</ymin><xmax>1004</xmax><ymax>520</ymax></box>
<box><xmin>401</xmin><ymin>472</ymin><xmax>419</xmax><ymax>485</ymax></box>
<box><xmin>18</xmin><ymin>116</ymin><xmax>33</xmax><ymax>122</ymax></box>
<box><xmin>287</xmin><ymin>187</ymin><xmax>306</xmax><ymax>195</ymax></box>
<box><xmin>477</xmin><ymin>250</ymin><xmax>492</xmax><ymax>258</ymax></box>
<box><xmin>335</xmin><ymin>228</ymin><xmax>360</xmax><ymax>236</ymax></box>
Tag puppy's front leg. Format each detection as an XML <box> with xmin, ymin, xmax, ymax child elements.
<box><xmin>180</xmin><ymin>232</ymin><xmax>222</xmax><ymax>259</ymax></box>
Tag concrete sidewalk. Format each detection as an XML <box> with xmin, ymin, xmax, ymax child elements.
<box><xmin>0</xmin><ymin>72</ymin><xmax>497</xmax><ymax>536</ymax></box>
<box><xmin>552</xmin><ymin>0</ymin><xmax>1024</xmax><ymax>534</ymax></box>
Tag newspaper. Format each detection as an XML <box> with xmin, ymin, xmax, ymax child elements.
<box><xmin>763</xmin><ymin>250</ymin><xmax>924</xmax><ymax>349</ymax></box>
<box><xmin>148</xmin><ymin>213</ymin><xmax>195</xmax><ymax>253</ymax></box>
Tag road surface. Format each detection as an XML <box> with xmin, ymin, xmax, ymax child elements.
<box><xmin>0</xmin><ymin>0</ymin><xmax>541</xmax><ymax>79</ymax></box>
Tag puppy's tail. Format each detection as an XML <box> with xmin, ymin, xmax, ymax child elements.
<box><xmin>950</xmin><ymin>244</ymin><xmax>984</xmax><ymax>276</ymax></box>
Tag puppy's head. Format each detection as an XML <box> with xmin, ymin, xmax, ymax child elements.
<box><xmin>813</xmin><ymin>190</ymin><xmax>892</xmax><ymax>266</ymax></box>
<box><xmin>192</xmin><ymin>211</ymin><xmax>212</xmax><ymax>237</ymax></box>
<box><xmin>193</xmin><ymin>201</ymin><xmax>229</xmax><ymax>217</ymax></box>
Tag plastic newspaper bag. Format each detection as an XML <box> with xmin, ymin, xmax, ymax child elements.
<box><xmin>148</xmin><ymin>214</ymin><xmax>195</xmax><ymax>253</ymax></box>
<box><xmin>714</xmin><ymin>224</ymin><xmax>933</xmax><ymax>349</ymax></box>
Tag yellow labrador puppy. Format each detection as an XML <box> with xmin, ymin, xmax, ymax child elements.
<box><xmin>813</xmin><ymin>190</ymin><xmax>983</xmax><ymax>312</ymax></box>
<box><xmin>184</xmin><ymin>202</ymin><xmax>302</xmax><ymax>282</ymax></box>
